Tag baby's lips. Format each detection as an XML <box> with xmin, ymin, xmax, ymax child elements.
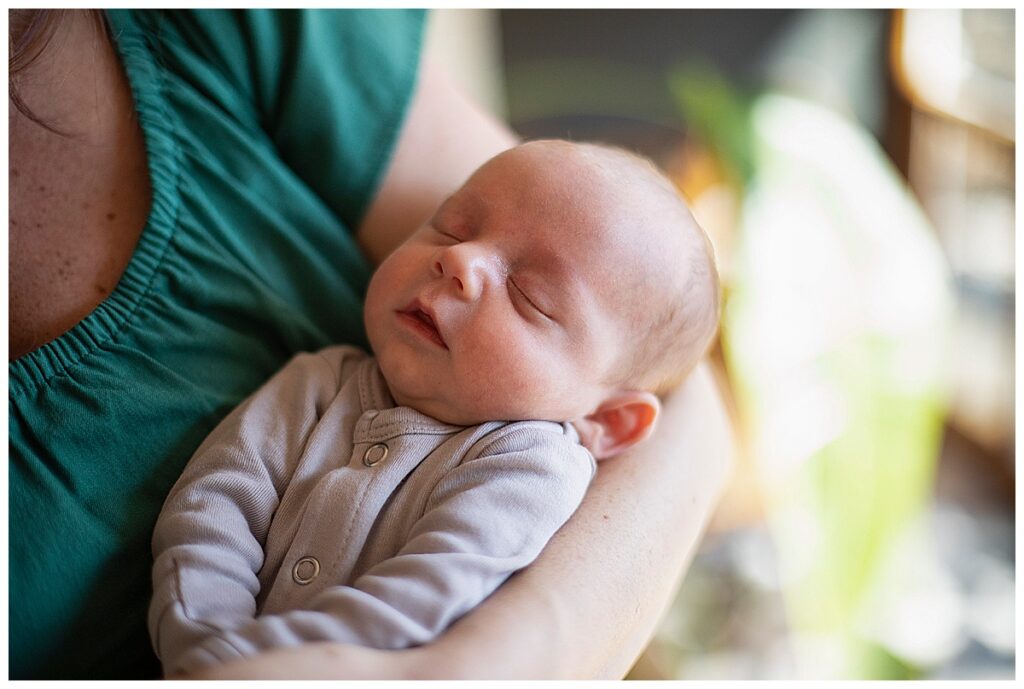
<box><xmin>400</xmin><ymin>297</ymin><xmax>449</xmax><ymax>349</ymax></box>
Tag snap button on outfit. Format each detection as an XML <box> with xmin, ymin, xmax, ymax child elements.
<box><xmin>292</xmin><ymin>556</ymin><xmax>320</xmax><ymax>585</ymax></box>
<box><xmin>363</xmin><ymin>442</ymin><xmax>388</xmax><ymax>467</ymax></box>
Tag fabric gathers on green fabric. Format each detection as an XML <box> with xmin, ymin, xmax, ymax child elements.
<box><xmin>8</xmin><ymin>9</ymin><xmax>425</xmax><ymax>678</ymax></box>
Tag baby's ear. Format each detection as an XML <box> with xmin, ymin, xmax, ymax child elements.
<box><xmin>573</xmin><ymin>391</ymin><xmax>661</xmax><ymax>460</ymax></box>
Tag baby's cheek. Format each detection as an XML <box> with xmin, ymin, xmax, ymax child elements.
<box><xmin>458</xmin><ymin>331</ymin><xmax>538</xmax><ymax>407</ymax></box>
<box><xmin>500</xmin><ymin>345</ymin><xmax>565</xmax><ymax>407</ymax></box>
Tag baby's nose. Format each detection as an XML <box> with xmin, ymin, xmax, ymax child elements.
<box><xmin>436</xmin><ymin>245</ymin><xmax>486</xmax><ymax>300</ymax></box>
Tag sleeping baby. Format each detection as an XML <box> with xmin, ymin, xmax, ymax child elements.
<box><xmin>148</xmin><ymin>139</ymin><xmax>720</xmax><ymax>676</ymax></box>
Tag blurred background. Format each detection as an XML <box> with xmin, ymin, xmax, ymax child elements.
<box><xmin>425</xmin><ymin>9</ymin><xmax>1014</xmax><ymax>680</ymax></box>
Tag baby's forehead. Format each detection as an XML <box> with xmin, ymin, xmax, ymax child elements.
<box><xmin>550</xmin><ymin>219</ymin><xmax>684</xmax><ymax>319</ymax></box>
<box><xmin>509</xmin><ymin>140</ymin><xmax>670</xmax><ymax>188</ymax></box>
<box><xmin>457</xmin><ymin>139</ymin><xmax>694</xmax><ymax>277</ymax></box>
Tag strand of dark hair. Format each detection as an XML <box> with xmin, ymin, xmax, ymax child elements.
<box><xmin>9</xmin><ymin>9</ymin><xmax>110</xmax><ymax>136</ymax></box>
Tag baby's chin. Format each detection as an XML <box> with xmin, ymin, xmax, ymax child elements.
<box><xmin>378</xmin><ymin>360</ymin><xmax>593</xmax><ymax>425</ymax></box>
<box><xmin>379</xmin><ymin>375</ymin><xmax>476</xmax><ymax>425</ymax></box>
<box><xmin>383</xmin><ymin>378</ymin><xmax>563</xmax><ymax>426</ymax></box>
<box><xmin>392</xmin><ymin>392</ymin><xmax>492</xmax><ymax>426</ymax></box>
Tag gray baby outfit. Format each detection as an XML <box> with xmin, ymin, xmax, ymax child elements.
<box><xmin>149</xmin><ymin>345</ymin><xmax>595</xmax><ymax>675</ymax></box>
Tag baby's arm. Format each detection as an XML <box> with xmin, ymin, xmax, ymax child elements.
<box><xmin>148</xmin><ymin>348</ymin><xmax>353</xmax><ymax>675</ymax></box>
<box><xmin>164</xmin><ymin>423</ymin><xmax>594</xmax><ymax>675</ymax></box>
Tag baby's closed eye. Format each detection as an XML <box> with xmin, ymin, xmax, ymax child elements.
<box><xmin>432</xmin><ymin>226</ymin><xmax>462</xmax><ymax>243</ymax></box>
<box><xmin>509</xmin><ymin>279</ymin><xmax>554</xmax><ymax>321</ymax></box>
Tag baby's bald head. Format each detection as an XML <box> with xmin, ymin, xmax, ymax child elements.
<box><xmin>522</xmin><ymin>140</ymin><xmax>720</xmax><ymax>397</ymax></box>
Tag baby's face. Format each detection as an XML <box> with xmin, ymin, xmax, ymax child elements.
<box><xmin>364</xmin><ymin>142</ymin><xmax>678</xmax><ymax>425</ymax></box>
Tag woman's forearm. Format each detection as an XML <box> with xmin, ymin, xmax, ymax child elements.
<box><xmin>356</xmin><ymin>56</ymin><xmax>518</xmax><ymax>265</ymax></box>
<box><xmin>183</xmin><ymin>360</ymin><xmax>734</xmax><ymax>680</ymax></box>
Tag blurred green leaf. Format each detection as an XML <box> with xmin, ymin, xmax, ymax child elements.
<box><xmin>668</xmin><ymin>64</ymin><xmax>756</xmax><ymax>186</ymax></box>
<box><xmin>721</xmin><ymin>94</ymin><xmax>951</xmax><ymax>677</ymax></box>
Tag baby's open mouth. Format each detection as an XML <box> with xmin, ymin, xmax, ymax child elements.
<box><xmin>397</xmin><ymin>303</ymin><xmax>448</xmax><ymax>350</ymax></box>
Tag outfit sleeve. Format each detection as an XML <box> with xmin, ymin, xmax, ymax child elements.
<box><xmin>167</xmin><ymin>424</ymin><xmax>596</xmax><ymax>674</ymax></box>
<box><xmin>148</xmin><ymin>348</ymin><xmax>354</xmax><ymax>675</ymax></box>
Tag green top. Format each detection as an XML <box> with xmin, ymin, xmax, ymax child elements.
<box><xmin>9</xmin><ymin>9</ymin><xmax>424</xmax><ymax>679</ymax></box>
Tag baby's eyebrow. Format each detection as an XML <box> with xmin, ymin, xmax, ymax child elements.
<box><xmin>436</xmin><ymin>193</ymin><xmax>484</xmax><ymax>235</ymax></box>
<box><xmin>531</xmin><ymin>249</ymin><xmax>569</xmax><ymax>280</ymax></box>
<box><xmin>522</xmin><ymin>249</ymin><xmax>583</xmax><ymax>312</ymax></box>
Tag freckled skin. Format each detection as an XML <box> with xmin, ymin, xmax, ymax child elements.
<box><xmin>9</xmin><ymin>11</ymin><xmax>151</xmax><ymax>360</ymax></box>
<box><xmin>364</xmin><ymin>141</ymin><xmax>689</xmax><ymax>427</ymax></box>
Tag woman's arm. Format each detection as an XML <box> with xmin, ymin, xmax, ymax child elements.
<box><xmin>355</xmin><ymin>56</ymin><xmax>519</xmax><ymax>264</ymax></box>
<box><xmin>183</xmin><ymin>362</ymin><xmax>734</xmax><ymax>679</ymax></box>
<box><xmin>419</xmin><ymin>362</ymin><xmax>735</xmax><ymax>679</ymax></box>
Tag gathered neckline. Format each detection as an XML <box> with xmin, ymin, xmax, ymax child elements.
<box><xmin>10</xmin><ymin>10</ymin><xmax>183</xmax><ymax>399</ymax></box>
